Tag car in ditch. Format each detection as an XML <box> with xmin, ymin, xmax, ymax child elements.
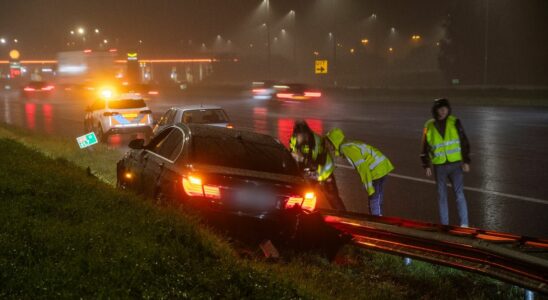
<box><xmin>117</xmin><ymin>124</ymin><xmax>318</xmax><ymax>225</ymax></box>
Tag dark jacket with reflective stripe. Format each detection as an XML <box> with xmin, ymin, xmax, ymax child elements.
<box><xmin>420</xmin><ymin>116</ymin><xmax>471</xmax><ymax>168</ymax></box>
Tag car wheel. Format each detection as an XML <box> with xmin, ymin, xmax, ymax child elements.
<box><xmin>97</xmin><ymin>123</ymin><xmax>109</xmax><ymax>143</ymax></box>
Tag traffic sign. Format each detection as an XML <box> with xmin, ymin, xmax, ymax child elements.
<box><xmin>77</xmin><ymin>132</ymin><xmax>98</xmax><ymax>149</ymax></box>
<box><xmin>315</xmin><ymin>60</ymin><xmax>328</xmax><ymax>74</ymax></box>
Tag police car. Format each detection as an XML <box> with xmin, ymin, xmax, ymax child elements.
<box><xmin>84</xmin><ymin>92</ymin><xmax>154</xmax><ymax>142</ymax></box>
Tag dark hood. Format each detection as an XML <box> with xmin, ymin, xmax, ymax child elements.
<box><xmin>431</xmin><ymin>98</ymin><xmax>452</xmax><ymax>119</ymax></box>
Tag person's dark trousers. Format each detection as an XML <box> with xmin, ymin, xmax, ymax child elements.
<box><xmin>433</xmin><ymin>162</ymin><xmax>469</xmax><ymax>227</ymax></box>
<box><xmin>321</xmin><ymin>176</ymin><xmax>346</xmax><ymax>211</ymax></box>
<box><xmin>369</xmin><ymin>176</ymin><xmax>387</xmax><ymax>216</ymax></box>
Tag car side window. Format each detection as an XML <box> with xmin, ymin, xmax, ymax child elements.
<box><xmin>166</xmin><ymin>109</ymin><xmax>177</xmax><ymax>125</ymax></box>
<box><xmin>147</xmin><ymin>127</ymin><xmax>174</xmax><ymax>150</ymax></box>
<box><xmin>157</xmin><ymin>110</ymin><xmax>172</xmax><ymax>126</ymax></box>
<box><xmin>152</xmin><ymin>129</ymin><xmax>184</xmax><ymax>161</ymax></box>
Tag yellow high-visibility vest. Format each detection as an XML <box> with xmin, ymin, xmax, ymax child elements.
<box><xmin>425</xmin><ymin>115</ymin><xmax>463</xmax><ymax>165</ymax></box>
<box><xmin>340</xmin><ymin>141</ymin><xmax>394</xmax><ymax>195</ymax></box>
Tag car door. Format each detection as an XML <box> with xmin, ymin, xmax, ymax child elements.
<box><xmin>141</xmin><ymin>127</ymin><xmax>184</xmax><ymax>198</ymax></box>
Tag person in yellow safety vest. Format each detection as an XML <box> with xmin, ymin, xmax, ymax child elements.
<box><xmin>420</xmin><ymin>98</ymin><xmax>471</xmax><ymax>227</ymax></box>
<box><xmin>290</xmin><ymin>121</ymin><xmax>347</xmax><ymax>211</ymax></box>
<box><xmin>325</xmin><ymin>128</ymin><xmax>394</xmax><ymax>216</ymax></box>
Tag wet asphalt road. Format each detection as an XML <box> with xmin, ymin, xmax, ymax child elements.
<box><xmin>1</xmin><ymin>88</ymin><xmax>547</xmax><ymax>237</ymax></box>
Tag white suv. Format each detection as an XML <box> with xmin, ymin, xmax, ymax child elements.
<box><xmin>85</xmin><ymin>93</ymin><xmax>154</xmax><ymax>142</ymax></box>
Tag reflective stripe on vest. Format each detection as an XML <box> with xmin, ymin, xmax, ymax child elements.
<box><xmin>425</xmin><ymin>115</ymin><xmax>463</xmax><ymax>164</ymax></box>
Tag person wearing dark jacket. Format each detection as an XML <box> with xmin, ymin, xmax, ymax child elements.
<box><xmin>420</xmin><ymin>98</ymin><xmax>471</xmax><ymax>227</ymax></box>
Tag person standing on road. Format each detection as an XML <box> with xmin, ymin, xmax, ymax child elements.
<box><xmin>325</xmin><ymin>128</ymin><xmax>394</xmax><ymax>216</ymax></box>
<box><xmin>420</xmin><ymin>98</ymin><xmax>471</xmax><ymax>227</ymax></box>
<box><xmin>289</xmin><ymin>121</ymin><xmax>347</xmax><ymax>211</ymax></box>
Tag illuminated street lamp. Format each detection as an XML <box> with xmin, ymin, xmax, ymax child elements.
<box><xmin>103</xmin><ymin>39</ymin><xmax>108</xmax><ymax>44</ymax></box>
<box><xmin>361</xmin><ymin>38</ymin><xmax>369</xmax><ymax>45</ymax></box>
<box><xmin>70</xmin><ymin>30</ymin><xmax>75</xmax><ymax>35</ymax></box>
<box><xmin>411</xmin><ymin>35</ymin><xmax>421</xmax><ymax>41</ymax></box>
<box><xmin>13</xmin><ymin>38</ymin><xmax>18</xmax><ymax>43</ymax></box>
<box><xmin>0</xmin><ymin>38</ymin><xmax>6</xmax><ymax>44</ymax></box>
<box><xmin>388</xmin><ymin>47</ymin><xmax>394</xmax><ymax>53</ymax></box>
<box><xmin>94</xmin><ymin>28</ymin><xmax>100</xmax><ymax>34</ymax></box>
<box><xmin>77</xmin><ymin>27</ymin><xmax>85</xmax><ymax>35</ymax></box>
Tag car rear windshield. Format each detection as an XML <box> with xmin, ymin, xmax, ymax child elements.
<box><xmin>107</xmin><ymin>99</ymin><xmax>147</xmax><ymax>109</ymax></box>
<box><xmin>181</xmin><ymin>109</ymin><xmax>229</xmax><ymax>124</ymax></box>
<box><xmin>191</xmin><ymin>134</ymin><xmax>299</xmax><ymax>176</ymax></box>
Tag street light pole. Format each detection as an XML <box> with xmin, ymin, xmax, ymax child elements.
<box><xmin>483</xmin><ymin>0</ymin><xmax>489</xmax><ymax>85</ymax></box>
<box><xmin>265</xmin><ymin>0</ymin><xmax>271</xmax><ymax>79</ymax></box>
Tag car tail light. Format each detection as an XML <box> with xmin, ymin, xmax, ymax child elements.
<box><xmin>182</xmin><ymin>176</ymin><xmax>222</xmax><ymax>199</ymax></box>
<box><xmin>277</xmin><ymin>93</ymin><xmax>294</xmax><ymax>99</ymax></box>
<box><xmin>203</xmin><ymin>185</ymin><xmax>221</xmax><ymax>199</ymax></box>
<box><xmin>103</xmin><ymin>112</ymin><xmax>119</xmax><ymax>116</ymax></box>
<box><xmin>41</xmin><ymin>85</ymin><xmax>55</xmax><ymax>91</ymax></box>
<box><xmin>302</xmin><ymin>192</ymin><xmax>317</xmax><ymax>211</ymax></box>
<box><xmin>226</xmin><ymin>123</ymin><xmax>234</xmax><ymax>129</ymax></box>
<box><xmin>304</xmin><ymin>91</ymin><xmax>321</xmax><ymax>98</ymax></box>
<box><xmin>253</xmin><ymin>88</ymin><xmax>266</xmax><ymax>94</ymax></box>
<box><xmin>24</xmin><ymin>87</ymin><xmax>35</xmax><ymax>92</ymax></box>
<box><xmin>285</xmin><ymin>192</ymin><xmax>317</xmax><ymax>211</ymax></box>
<box><xmin>140</xmin><ymin>110</ymin><xmax>152</xmax><ymax>114</ymax></box>
<box><xmin>148</xmin><ymin>91</ymin><xmax>159</xmax><ymax>95</ymax></box>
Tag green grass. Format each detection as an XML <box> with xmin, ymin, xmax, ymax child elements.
<box><xmin>0</xmin><ymin>124</ymin><xmax>529</xmax><ymax>299</ymax></box>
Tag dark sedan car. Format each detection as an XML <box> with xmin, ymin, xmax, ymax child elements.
<box><xmin>117</xmin><ymin>124</ymin><xmax>317</xmax><ymax>220</ymax></box>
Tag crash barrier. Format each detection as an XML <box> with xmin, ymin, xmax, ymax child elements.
<box><xmin>320</xmin><ymin>209</ymin><xmax>548</xmax><ymax>294</ymax></box>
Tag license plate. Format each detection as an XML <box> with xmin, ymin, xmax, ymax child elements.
<box><xmin>234</xmin><ymin>189</ymin><xmax>276</xmax><ymax>210</ymax></box>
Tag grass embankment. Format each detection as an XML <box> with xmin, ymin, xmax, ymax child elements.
<box><xmin>0</xmin><ymin>124</ymin><xmax>526</xmax><ymax>299</ymax></box>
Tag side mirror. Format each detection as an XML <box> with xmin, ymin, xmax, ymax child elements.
<box><xmin>128</xmin><ymin>139</ymin><xmax>145</xmax><ymax>150</ymax></box>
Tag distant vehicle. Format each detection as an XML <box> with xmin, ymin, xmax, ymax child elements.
<box><xmin>153</xmin><ymin>105</ymin><xmax>232</xmax><ymax>135</ymax></box>
<box><xmin>84</xmin><ymin>93</ymin><xmax>153</xmax><ymax>142</ymax></box>
<box><xmin>251</xmin><ymin>80</ymin><xmax>279</xmax><ymax>100</ymax></box>
<box><xmin>120</xmin><ymin>82</ymin><xmax>160</xmax><ymax>99</ymax></box>
<box><xmin>22</xmin><ymin>81</ymin><xmax>55</xmax><ymax>96</ymax></box>
<box><xmin>56</xmin><ymin>50</ymin><xmax>116</xmax><ymax>87</ymax></box>
<box><xmin>117</xmin><ymin>124</ymin><xmax>317</xmax><ymax>222</ymax></box>
<box><xmin>275</xmin><ymin>84</ymin><xmax>322</xmax><ymax>101</ymax></box>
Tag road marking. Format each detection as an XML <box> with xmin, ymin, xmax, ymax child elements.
<box><xmin>335</xmin><ymin>164</ymin><xmax>548</xmax><ymax>205</ymax></box>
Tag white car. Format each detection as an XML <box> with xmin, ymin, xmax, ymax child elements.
<box><xmin>84</xmin><ymin>93</ymin><xmax>154</xmax><ymax>142</ymax></box>
<box><xmin>153</xmin><ymin>105</ymin><xmax>232</xmax><ymax>135</ymax></box>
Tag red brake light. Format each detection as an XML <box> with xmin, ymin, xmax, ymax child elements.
<box><xmin>203</xmin><ymin>185</ymin><xmax>221</xmax><ymax>199</ymax></box>
<box><xmin>41</xmin><ymin>85</ymin><xmax>54</xmax><ymax>91</ymax></box>
<box><xmin>285</xmin><ymin>196</ymin><xmax>303</xmax><ymax>209</ymax></box>
<box><xmin>304</xmin><ymin>91</ymin><xmax>321</xmax><ymax>98</ymax></box>
<box><xmin>253</xmin><ymin>88</ymin><xmax>266</xmax><ymax>94</ymax></box>
<box><xmin>302</xmin><ymin>192</ymin><xmax>317</xmax><ymax>211</ymax></box>
<box><xmin>285</xmin><ymin>192</ymin><xmax>316</xmax><ymax>211</ymax></box>
<box><xmin>24</xmin><ymin>87</ymin><xmax>35</xmax><ymax>92</ymax></box>
<box><xmin>182</xmin><ymin>176</ymin><xmax>222</xmax><ymax>199</ymax></box>
<box><xmin>226</xmin><ymin>123</ymin><xmax>234</xmax><ymax>129</ymax></box>
<box><xmin>277</xmin><ymin>93</ymin><xmax>294</xmax><ymax>99</ymax></box>
<box><xmin>183</xmin><ymin>176</ymin><xmax>204</xmax><ymax>197</ymax></box>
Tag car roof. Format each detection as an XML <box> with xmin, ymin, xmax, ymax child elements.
<box><xmin>172</xmin><ymin>105</ymin><xmax>223</xmax><ymax>111</ymax></box>
<box><xmin>112</xmin><ymin>93</ymin><xmax>144</xmax><ymax>100</ymax></box>
<box><xmin>177</xmin><ymin>123</ymin><xmax>278</xmax><ymax>145</ymax></box>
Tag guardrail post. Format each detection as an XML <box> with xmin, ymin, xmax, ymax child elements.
<box><xmin>524</xmin><ymin>289</ymin><xmax>534</xmax><ymax>300</ymax></box>
<box><xmin>403</xmin><ymin>257</ymin><xmax>412</xmax><ymax>266</ymax></box>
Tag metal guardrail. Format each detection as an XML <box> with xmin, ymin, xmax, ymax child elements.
<box><xmin>320</xmin><ymin>209</ymin><xmax>548</xmax><ymax>294</ymax></box>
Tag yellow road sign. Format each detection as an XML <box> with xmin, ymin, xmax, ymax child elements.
<box><xmin>315</xmin><ymin>60</ymin><xmax>328</xmax><ymax>74</ymax></box>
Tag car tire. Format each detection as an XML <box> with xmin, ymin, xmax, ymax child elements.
<box><xmin>96</xmin><ymin>123</ymin><xmax>109</xmax><ymax>143</ymax></box>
